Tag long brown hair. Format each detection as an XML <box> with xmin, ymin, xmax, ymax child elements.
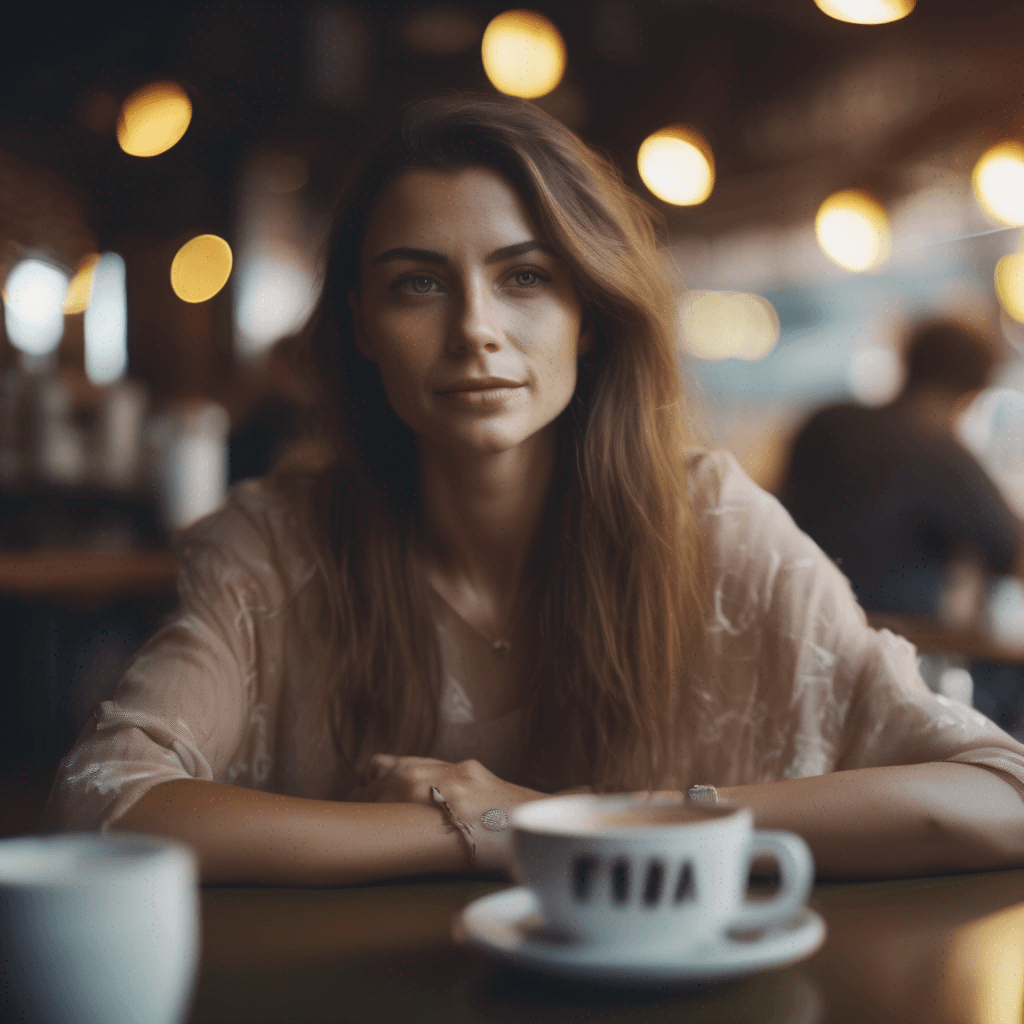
<box><xmin>281</xmin><ymin>94</ymin><xmax>707</xmax><ymax>793</ymax></box>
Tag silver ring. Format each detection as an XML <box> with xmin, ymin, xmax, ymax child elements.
<box><xmin>687</xmin><ymin>784</ymin><xmax>719</xmax><ymax>803</ymax></box>
<box><xmin>480</xmin><ymin>808</ymin><xmax>509</xmax><ymax>831</ymax></box>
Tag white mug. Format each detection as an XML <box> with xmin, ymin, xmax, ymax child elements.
<box><xmin>510</xmin><ymin>794</ymin><xmax>814</xmax><ymax>949</ymax></box>
<box><xmin>0</xmin><ymin>832</ymin><xmax>200</xmax><ymax>1024</ymax></box>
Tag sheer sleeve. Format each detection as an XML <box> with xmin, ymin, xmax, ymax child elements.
<box><xmin>691</xmin><ymin>450</ymin><xmax>1024</xmax><ymax>798</ymax></box>
<box><xmin>837</xmin><ymin>629</ymin><xmax>1024</xmax><ymax>798</ymax></box>
<box><xmin>40</xmin><ymin>482</ymin><xmax>290</xmax><ymax>833</ymax></box>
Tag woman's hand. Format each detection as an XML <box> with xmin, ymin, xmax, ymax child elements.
<box><xmin>354</xmin><ymin>754</ymin><xmax>544</xmax><ymax>873</ymax></box>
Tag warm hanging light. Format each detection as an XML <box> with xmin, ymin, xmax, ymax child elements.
<box><xmin>815</xmin><ymin>189</ymin><xmax>891</xmax><ymax>272</ymax></box>
<box><xmin>481</xmin><ymin>10</ymin><xmax>566</xmax><ymax>99</ymax></box>
<box><xmin>972</xmin><ymin>142</ymin><xmax>1024</xmax><ymax>227</ymax></box>
<box><xmin>117</xmin><ymin>81</ymin><xmax>192</xmax><ymax>158</ymax></box>
<box><xmin>996</xmin><ymin>252</ymin><xmax>1024</xmax><ymax>324</ymax></box>
<box><xmin>62</xmin><ymin>254</ymin><xmax>101</xmax><ymax>314</ymax></box>
<box><xmin>637</xmin><ymin>127</ymin><xmax>715</xmax><ymax>206</ymax></box>
<box><xmin>813</xmin><ymin>0</ymin><xmax>915</xmax><ymax>25</ymax></box>
<box><xmin>679</xmin><ymin>291</ymin><xmax>780</xmax><ymax>361</ymax></box>
<box><xmin>170</xmin><ymin>234</ymin><xmax>233</xmax><ymax>304</ymax></box>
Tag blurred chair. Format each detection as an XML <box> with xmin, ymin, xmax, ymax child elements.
<box><xmin>227</xmin><ymin>334</ymin><xmax>313</xmax><ymax>485</ymax></box>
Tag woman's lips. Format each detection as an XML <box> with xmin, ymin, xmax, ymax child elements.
<box><xmin>436</xmin><ymin>377</ymin><xmax>524</xmax><ymax>393</ymax></box>
<box><xmin>436</xmin><ymin>380</ymin><xmax>525</xmax><ymax>408</ymax></box>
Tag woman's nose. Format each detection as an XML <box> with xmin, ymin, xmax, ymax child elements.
<box><xmin>448</xmin><ymin>281</ymin><xmax>503</xmax><ymax>354</ymax></box>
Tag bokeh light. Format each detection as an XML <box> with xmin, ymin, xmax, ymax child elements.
<box><xmin>3</xmin><ymin>259</ymin><xmax>69</xmax><ymax>357</ymax></box>
<box><xmin>170</xmin><ymin>234</ymin><xmax>233</xmax><ymax>304</ymax></box>
<box><xmin>117</xmin><ymin>81</ymin><xmax>192</xmax><ymax>158</ymax></box>
<box><xmin>679</xmin><ymin>291</ymin><xmax>779</xmax><ymax>361</ymax></box>
<box><xmin>481</xmin><ymin>10</ymin><xmax>566</xmax><ymax>99</ymax></box>
<box><xmin>849</xmin><ymin>346</ymin><xmax>903</xmax><ymax>406</ymax></box>
<box><xmin>815</xmin><ymin>189</ymin><xmax>891</xmax><ymax>272</ymax></box>
<box><xmin>637</xmin><ymin>127</ymin><xmax>715</xmax><ymax>206</ymax></box>
<box><xmin>85</xmin><ymin>253</ymin><xmax>128</xmax><ymax>386</ymax></box>
<box><xmin>234</xmin><ymin>243</ymin><xmax>318</xmax><ymax>357</ymax></box>
<box><xmin>972</xmin><ymin>142</ymin><xmax>1024</xmax><ymax>227</ymax></box>
<box><xmin>62</xmin><ymin>254</ymin><xmax>101</xmax><ymax>314</ymax></box>
<box><xmin>996</xmin><ymin>252</ymin><xmax>1024</xmax><ymax>324</ymax></box>
<box><xmin>813</xmin><ymin>0</ymin><xmax>915</xmax><ymax>24</ymax></box>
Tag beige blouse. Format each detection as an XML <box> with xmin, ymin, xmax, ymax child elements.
<box><xmin>42</xmin><ymin>450</ymin><xmax>1024</xmax><ymax>833</ymax></box>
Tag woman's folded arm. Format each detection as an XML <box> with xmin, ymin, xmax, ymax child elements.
<box><xmin>719</xmin><ymin>760</ymin><xmax>1024</xmax><ymax>879</ymax></box>
<box><xmin>111</xmin><ymin>778</ymin><xmax>469</xmax><ymax>887</ymax></box>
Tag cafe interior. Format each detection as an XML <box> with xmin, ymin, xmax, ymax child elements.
<box><xmin>5</xmin><ymin>1</ymin><xmax>1024</xmax><ymax>1021</ymax></box>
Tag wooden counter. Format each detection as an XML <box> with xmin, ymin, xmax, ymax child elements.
<box><xmin>867</xmin><ymin>612</ymin><xmax>1024</xmax><ymax>664</ymax></box>
<box><xmin>0</xmin><ymin>550</ymin><xmax>178</xmax><ymax>600</ymax></box>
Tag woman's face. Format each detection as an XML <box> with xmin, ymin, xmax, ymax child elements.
<box><xmin>351</xmin><ymin>165</ymin><xmax>591</xmax><ymax>458</ymax></box>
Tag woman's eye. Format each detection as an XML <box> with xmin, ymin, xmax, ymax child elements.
<box><xmin>406</xmin><ymin>275</ymin><xmax>435</xmax><ymax>293</ymax></box>
<box><xmin>512</xmin><ymin>270</ymin><xmax>541</xmax><ymax>287</ymax></box>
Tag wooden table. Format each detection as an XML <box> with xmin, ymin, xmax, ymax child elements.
<box><xmin>0</xmin><ymin>549</ymin><xmax>178</xmax><ymax>600</ymax></box>
<box><xmin>190</xmin><ymin>870</ymin><xmax>1024</xmax><ymax>1023</ymax></box>
<box><xmin>867</xmin><ymin>612</ymin><xmax>1024</xmax><ymax>664</ymax></box>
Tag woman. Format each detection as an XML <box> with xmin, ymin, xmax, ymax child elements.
<box><xmin>44</xmin><ymin>96</ymin><xmax>1024</xmax><ymax>885</ymax></box>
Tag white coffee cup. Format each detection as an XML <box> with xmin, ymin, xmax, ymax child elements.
<box><xmin>510</xmin><ymin>794</ymin><xmax>814</xmax><ymax>949</ymax></box>
<box><xmin>0</xmin><ymin>832</ymin><xmax>200</xmax><ymax>1024</ymax></box>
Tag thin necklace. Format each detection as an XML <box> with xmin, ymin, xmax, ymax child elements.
<box><xmin>430</xmin><ymin>585</ymin><xmax>519</xmax><ymax>659</ymax></box>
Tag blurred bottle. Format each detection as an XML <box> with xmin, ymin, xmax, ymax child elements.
<box><xmin>146</xmin><ymin>400</ymin><xmax>230</xmax><ymax>532</ymax></box>
<box><xmin>986</xmin><ymin>577</ymin><xmax>1024</xmax><ymax>648</ymax></box>
<box><xmin>938</xmin><ymin>666</ymin><xmax>974</xmax><ymax>705</ymax></box>
<box><xmin>31</xmin><ymin>371</ymin><xmax>87</xmax><ymax>484</ymax></box>
<box><xmin>938</xmin><ymin>551</ymin><xmax>986</xmax><ymax>630</ymax></box>
<box><xmin>93</xmin><ymin>380</ymin><xmax>148</xmax><ymax>488</ymax></box>
<box><xmin>917</xmin><ymin>654</ymin><xmax>975</xmax><ymax>706</ymax></box>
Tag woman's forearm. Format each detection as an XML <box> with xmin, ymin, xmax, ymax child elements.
<box><xmin>110</xmin><ymin>779</ymin><xmax>468</xmax><ymax>886</ymax></box>
<box><xmin>719</xmin><ymin>762</ymin><xmax>1024</xmax><ymax>878</ymax></box>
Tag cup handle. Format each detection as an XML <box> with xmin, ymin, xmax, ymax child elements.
<box><xmin>730</xmin><ymin>829</ymin><xmax>815</xmax><ymax>932</ymax></box>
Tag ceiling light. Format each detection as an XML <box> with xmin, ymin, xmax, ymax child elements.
<box><xmin>637</xmin><ymin>127</ymin><xmax>715</xmax><ymax>206</ymax></box>
<box><xmin>680</xmin><ymin>291</ymin><xmax>779</xmax><ymax>361</ymax></box>
<box><xmin>972</xmin><ymin>142</ymin><xmax>1024</xmax><ymax>227</ymax></box>
<box><xmin>63</xmin><ymin>254</ymin><xmax>101</xmax><ymax>315</ymax></box>
<box><xmin>813</xmin><ymin>0</ymin><xmax>915</xmax><ymax>25</ymax></box>
<box><xmin>996</xmin><ymin>253</ymin><xmax>1024</xmax><ymax>324</ymax></box>
<box><xmin>3</xmin><ymin>259</ymin><xmax>69</xmax><ymax>357</ymax></box>
<box><xmin>84</xmin><ymin>254</ymin><xmax>128</xmax><ymax>385</ymax></box>
<box><xmin>815</xmin><ymin>189</ymin><xmax>891</xmax><ymax>272</ymax></box>
<box><xmin>117</xmin><ymin>82</ymin><xmax>192</xmax><ymax>158</ymax></box>
<box><xmin>481</xmin><ymin>10</ymin><xmax>566</xmax><ymax>99</ymax></box>
<box><xmin>171</xmin><ymin>235</ymin><xmax>234</xmax><ymax>304</ymax></box>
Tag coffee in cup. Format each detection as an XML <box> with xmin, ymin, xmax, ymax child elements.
<box><xmin>510</xmin><ymin>793</ymin><xmax>814</xmax><ymax>949</ymax></box>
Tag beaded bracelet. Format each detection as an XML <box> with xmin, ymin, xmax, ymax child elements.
<box><xmin>430</xmin><ymin>786</ymin><xmax>477</xmax><ymax>867</ymax></box>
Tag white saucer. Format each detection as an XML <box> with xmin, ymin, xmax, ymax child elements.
<box><xmin>456</xmin><ymin>886</ymin><xmax>826</xmax><ymax>985</ymax></box>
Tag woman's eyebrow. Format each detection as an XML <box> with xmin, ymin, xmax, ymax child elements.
<box><xmin>485</xmin><ymin>240</ymin><xmax>551</xmax><ymax>264</ymax></box>
<box><xmin>370</xmin><ymin>240</ymin><xmax>551</xmax><ymax>267</ymax></box>
<box><xmin>371</xmin><ymin>246</ymin><xmax>446</xmax><ymax>266</ymax></box>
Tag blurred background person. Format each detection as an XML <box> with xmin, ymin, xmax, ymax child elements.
<box><xmin>781</xmin><ymin>320</ymin><xmax>1018</xmax><ymax>616</ymax></box>
<box><xmin>780</xmin><ymin>319</ymin><xmax>1024</xmax><ymax>730</ymax></box>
